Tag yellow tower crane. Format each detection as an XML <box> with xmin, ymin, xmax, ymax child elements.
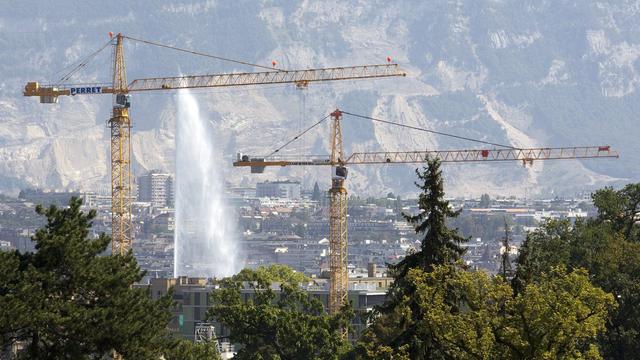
<box><xmin>233</xmin><ymin>108</ymin><xmax>619</xmax><ymax>317</ymax></box>
<box><xmin>23</xmin><ymin>33</ymin><xmax>406</xmax><ymax>255</ymax></box>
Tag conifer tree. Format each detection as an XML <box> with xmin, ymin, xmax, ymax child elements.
<box><xmin>359</xmin><ymin>158</ymin><xmax>467</xmax><ymax>359</ymax></box>
<box><xmin>0</xmin><ymin>198</ymin><xmax>174</xmax><ymax>359</ymax></box>
<box><xmin>388</xmin><ymin>157</ymin><xmax>467</xmax><ymax>295</ymax></box>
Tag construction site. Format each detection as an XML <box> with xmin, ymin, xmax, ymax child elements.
<box><xmin>21</xmin><ymin>31</ymin><xmax>620</xmax><ymax>322</ymax></box>
<box><xmin>6</xmin><ymin>1</ymin><xmax>640</xmax><ymax>358</ymax></box>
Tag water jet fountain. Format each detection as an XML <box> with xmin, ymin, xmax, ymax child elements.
<box><xmin>174</xmin><ymin>90</ymin><xmax>241</xmax><ymax>278</ymax></box>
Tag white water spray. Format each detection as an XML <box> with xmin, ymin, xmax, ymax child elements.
<box><xmin>174</xmin><ymin>90</ymin><xmax>241</xmax><ymax>278</ymax></box>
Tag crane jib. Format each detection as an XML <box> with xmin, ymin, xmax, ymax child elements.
<box><xmin>70</xmin><ymin>86</ymin><xmax>103</xmax><ymax>95</ymax></box>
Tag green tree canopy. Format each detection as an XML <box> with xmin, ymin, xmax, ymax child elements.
<box><xmin>513</xmin><ymin>220</ymin><xmax>640</xmax><ymax>359</ymax></box>
<box><xmin>232</xmin><ymin>264</ymin><xmax>311</xmax><ymax>284</ymax></box>
<box><xmin>512</xmin><ymin>184</ymin><xmax>640</xmax><ymax>359</ymax></box>
<box><xmin>592</xmin><ymin>184</ymin><xmax>640</xmax><ymax>241</ymax></box>
<box><xmin>164</xmin><ymin>339</ymin><xmax>221</xmax><ymax>360</ymax></box>
<box><xmin>208</xmin><ymin>268</ymin><xmax>351</xmax><ymax>360</ymax></box>
<box><xmin>355</xmin><ymin>171</ymin><xmax>630</xmax><ymax>360</ymax></box>
<box><xmin>357</xmin><ymin>265</ymin><xmax>614</xmax><ymax>360</ymax></box>
<box><xmin>511</xmin><ymin>219</ymin><xmax>573</xmax><ymax>293</ymax></box>
<box><xmin>0</xmin><ymin>198</ymin><xmax>175</xmax><ymax>359</ymax></box>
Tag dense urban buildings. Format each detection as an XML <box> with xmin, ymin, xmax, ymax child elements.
<box><xmin>0</xmin><ymin>184</ymin><xmax>597</xmax><ymax>280</ymax></box>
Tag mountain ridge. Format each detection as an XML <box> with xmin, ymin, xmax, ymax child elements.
<box><xmin>1</xmin><ymin>0</ymin><xmax>637</xmax><ymax>197</ymax></box>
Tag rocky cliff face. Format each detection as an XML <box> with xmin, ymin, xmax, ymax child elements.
<box><xmin>1</xmin><ymin>1</ymin><xmax>637</xmax><ymax>197</ymax></box>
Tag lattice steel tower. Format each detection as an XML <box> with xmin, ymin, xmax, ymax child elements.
<box><xmin>328</xmin><ymin>110</ymin><xmax>349</xmax><ymax>315</ymax></box>
<box><xmin>109</xmin><ymin>33</ymin><xmax>133</xmax><ymax>255</ymax></box>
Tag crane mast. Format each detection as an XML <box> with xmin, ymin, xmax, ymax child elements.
<box><xmin>328</xmin><ymin>110</ymin><xmax>348</xmax><ymax>317</ymax></box>
<box><xmin>110</xmin><ymin>34</ymin><xmax>133</xmax><ymax>255</ymax></box>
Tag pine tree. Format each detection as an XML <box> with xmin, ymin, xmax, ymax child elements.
<box><xmin>0</xmin><ymin>198</ymin><xmax>174</xmax><ymax>358</ymax></box>
<box><xmin>359</xmin><ymin>158</ymin><xmax>468</xmax><ymax>359</ymax></box>
<box><xmin>390</xmin><ymin>157</ymin><xmax>467</xmax><ymax>285</ymax></box>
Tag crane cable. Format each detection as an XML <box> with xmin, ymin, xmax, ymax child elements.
<box><xmin>265</xmin><ymin>109</ymin><xmax>519</xmax><ymax>159</ymax></box>
<box><xmin>266</xmin><ymin>114</ymin><xmax>331</xmax><ymax>157</ymax></box>
<box><xmin>53</xmin><ymin>39</ymin><xmax>113</xmax><ymax>85</ymax></box>
<box><xmin>123</xmin><ymin>35</ymin><xmax>285</xmax><ymax>72</ymax></box>
<box><xmin>341</xmin><ymin>111</ymin><xmax>519</xmax><ymax>150</ymax></box>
